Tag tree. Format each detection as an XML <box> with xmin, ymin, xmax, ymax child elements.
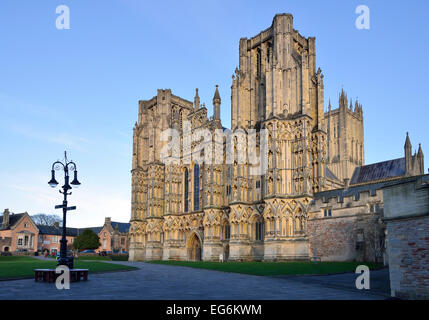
<box><xmin>73</xmin><ymin>229</ymin><xmax>100</xmax><ymax>251</ymax></box>
<box><xmin>32</xmin><ymin>213</ymin><xmax>62</xmax><ymax>226</ymax></box>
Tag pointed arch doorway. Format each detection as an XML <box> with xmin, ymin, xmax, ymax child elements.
<box><xmin>187</xmin><ymin>232</ymin><xmax>202</xmax><ymax>261</ymax></box>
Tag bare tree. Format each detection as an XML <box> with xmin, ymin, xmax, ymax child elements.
<box><xmin>31</xmin><ymin>213</ymin><xmax>63</xmax><ymax>226</ymax></box>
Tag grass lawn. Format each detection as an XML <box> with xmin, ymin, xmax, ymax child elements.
<box><xmin>147</xmin><ymin>260</ymin><xmax>384</xmax><ymax>276</ymax></box>
<box><xmin>0</xmin><ymin>256</ymin><xmax>137</xmax><ymax>280</ymax></box>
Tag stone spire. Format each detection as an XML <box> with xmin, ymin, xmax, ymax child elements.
<box><xmin>405</xmin><ymin>132</ymin><xmax>413</xmax><ymax>175</ymax></box>
<box><xmin>213</xmin><ymin>85</ymin><xmax>221</xmax><ymax>120</ymax></box>
<box><xmin>418</xmin><ymin>143</ymin><xmax>424</xmax><ymax>174</ymax></box>
<box><xmin>194</xmin><ymin>88</ymin><xmax>200</xmax><ymax>111</ymax></box>
<box><xmin>339</xmin><ymin>88</ymin><xmax>348</xmax><ymax>109</ymax></box>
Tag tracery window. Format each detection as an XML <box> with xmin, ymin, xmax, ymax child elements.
<box><xmin>255</xmin><ymin>221</ymin><xmax>264</xmax><ymax>240</ymax></box>
<box><xmin>184</xmin><ymin>168</ymin><xmax>189</xmax><ymax>213</ymax></box>
<box><xmin>194</xmin><ymin>164</ymin><xmax>200</xmax><ymax>211</ymax></box>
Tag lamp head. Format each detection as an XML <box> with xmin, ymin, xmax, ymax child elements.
<box><xmin>70</xmin><ymin>170</ymin><xmax>81</xmax><ymax>188</ymax></box>
<box><xmin>48</xmin><ymin>170</ymin><xmax>59</xmax><ymax>188</ymax></box>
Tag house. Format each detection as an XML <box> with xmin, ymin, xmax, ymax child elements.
<box><xmin>86</xmin><ymin>217</ymin><xmax>130</xmax><ymax>253</ymax></box>
<box><xmin>0</xmin><ymin>210</ymin><xmax>130</xmax><ymax>255</ymax></box>
<box><xmin>0</xmin><ymin>209</ymin><xmax>39</xmax><ymax>253</ymax></box>
<box><xmin>37</xmin><ymin>222</ymin><xmax>80</xmax><ymax>254</ymax></box>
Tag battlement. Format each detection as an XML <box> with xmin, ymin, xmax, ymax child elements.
<box><xmin>310</xmin><ymin>174</ymin><xmax>429</xmax><ymax>211</ymax></box>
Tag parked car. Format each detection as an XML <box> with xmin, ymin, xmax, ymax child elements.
<box><xmin>80</xmin><ymin>249</ymin><xmax>96</xmax><ymax>253</ymax></box>
<box><xmin>55</xmin><ymin>250</ymin><xmax>74</xmax><ymax>260</ymax></box>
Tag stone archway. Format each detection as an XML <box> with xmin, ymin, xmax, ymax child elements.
<box><xmin>186</xmin><ymin>232</ymin><xmax>202</xmax><ymax>261</ymax></box>
<box><xmin>3</xmin><ymin>246</ymin><xmax>9</xmax><ymax>252</ymax></box>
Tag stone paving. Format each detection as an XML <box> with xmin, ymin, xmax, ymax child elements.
<box><xmin>0</xmin><ymin>261</ymin><xmax>390</xmax><ymax>300</ymax></box>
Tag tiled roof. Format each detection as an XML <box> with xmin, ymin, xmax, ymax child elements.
<box><xmin>350</xmin><ymin>158</ymin><xmax>405</xmax><ymax>185</ymax></box>
<box><xmin>0</xmin><ymin>213</ymin><xmax>24</xmax><ymax>230</ymax></box>
<box><xmin>325</xmin><ymin>166</ymin><xmax>340</xmax><ymax>181</ymax></box>
<box><xmin>111</xmin><ymin>222</ymin><xmax>130</xmax><ymax>233</ymax></box>
<box><xmin>37</xmin><ymin>225</ymin><xmax>80</xmax><ymax>237</ymax></box>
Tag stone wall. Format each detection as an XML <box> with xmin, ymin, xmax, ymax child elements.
<box><xmin>309</xmin><ymin>186</ymin><xmax>385</xmax><ymax>262</ymax></box>
<box><xmin>383</xmin><ymin>175</ymin><xmax>429</xmax><ymax>299</ymax></box>
<box><xmin>386</xmin><ymin>216</ymin><xmax>429</xmax><ymax>299</ymax></box>
<box><xmin>308</xmin><ymin>214</ymin><xmax>379</xmax><ymax>262</ymax></box>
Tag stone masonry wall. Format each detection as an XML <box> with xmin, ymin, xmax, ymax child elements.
<box><xmin>387</xmin><ymin>215</ymin><xmax>429</xmax><ymax>299</ymax></box>
<box><xmin>308</xmin><ymin>214</ymin><xmax>379</xmax><ymax>262</ymax></box>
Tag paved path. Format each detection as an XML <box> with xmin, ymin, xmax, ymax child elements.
<box><xmin>0</xmin><ymin>261</ymin><xmax>390</xmax><ymax>300</ymax></box>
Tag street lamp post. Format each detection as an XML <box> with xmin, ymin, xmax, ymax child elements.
<box><xmin>48</xmin><ymin>151</ymin><xmax>81</xmax><ymax>268</ymax></box>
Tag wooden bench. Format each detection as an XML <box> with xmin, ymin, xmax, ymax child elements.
<box><xmin>34</xmin><ymin>268</ymin><xmax>89</xmax><ymax>282</ymax></box>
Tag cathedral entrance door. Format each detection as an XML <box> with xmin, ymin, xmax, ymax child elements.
<box><xmin>187</xmin><ymin>233</ymin><xmax>202</xmax><ymax>261</ymax></box>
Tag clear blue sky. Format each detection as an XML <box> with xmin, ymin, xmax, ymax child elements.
<box><xmin>0</xmin><ymin>0</ymin><xmax>428</xmax><ymax>227</ymax></box>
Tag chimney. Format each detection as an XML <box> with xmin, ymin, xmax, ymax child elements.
<box><xmin>2</xmin><ymin>209</ymin><xmax>10</xmax><ymax>229</ymax></box>
<box><xmin>105</xmin><ymin>217</ymin><xmax>111</xmax><ymax>227</ymax></box>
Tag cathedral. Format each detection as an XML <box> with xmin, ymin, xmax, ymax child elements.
<box><xmin>129</xmin><ymin>14</ymin><xmax>425</xmax><ymax>262</ymax></box>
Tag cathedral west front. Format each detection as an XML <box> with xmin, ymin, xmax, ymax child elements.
<box><xmin>128</xmin><ymin>14</ymin><xmax>425</xmax><ymax>263</ymax></box>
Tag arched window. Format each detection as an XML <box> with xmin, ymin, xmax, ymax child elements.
<box><xmin>194</xmin><ymin>163</ymin><xmax>200</xmax><ymax>211</ymax></box>
<box><xmin>224</xmin><ymin>224</ymin><xmax>230</xmax><ymax>240</ymax></box>
<box><xmin>255</xmin><ymin>221</ymin><xmax>264</xmax><ymax>240</ymax></box>
<box><xmin>184</xmin><ymin>168</ymin><xmax>189</xmax><ymax>212</ymax></box>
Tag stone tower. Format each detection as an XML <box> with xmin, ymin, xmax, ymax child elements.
<box><xmin>228</xmin><ymin>14</ymin><xmax>328</xmax><ymax>261</ymax></box>
<box><xmin>130</xmin><ymin>89</ymin><xmax>194</xmax><ymax>261</ymax></box>
<box><xmin>231</xmin><ymin>14</ymin><xmax>324</xmax><ymax>131</ymax></box>
<box><xmin>324</xmin><ymin>89</ymin><xmax>364</xmax><ymax>181</ymax></box>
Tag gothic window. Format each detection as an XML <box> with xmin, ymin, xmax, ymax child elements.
<box><xmin>224</xmin><ymin>224</ymin><xmax>230</xmax><ymax>240</ymax></box>
<box><xmin>226</xmin><ymin>185</ymin><xmax>231</xmax><ymax>196</ymax></box>
<box><xmin>184</xmin><ymin>168</ymin><xmax>189</xmax><ymax>213</ymax></box>
<box><xmin>255</xmin><ymin>221</ymin><xmax>264</xmax><ymax>240</ymax></box>
<box><xmin>257</xmin><ymin>48</ymin><xmax>261</xmax><ymax>77</ymax></box>
<box><xmin>194</xmin><ymin>164</ymin><xmax>200</xmax><ymax>211</ymax></box>
<box><xmin>323</xmin><ymin>209</ymin><xmax>332</xmax><ymax>217</ymax></box>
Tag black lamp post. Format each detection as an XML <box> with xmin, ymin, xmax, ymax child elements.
<box><xmin>48</xmin><ymin>151</ymin><xmax>81</xmax><ymax>268</ymax></box>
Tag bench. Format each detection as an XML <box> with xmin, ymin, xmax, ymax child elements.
<box><xmin>34</xmin><ymin>268</ymin><xmax>89</xmax><ymax>282</ymax></box>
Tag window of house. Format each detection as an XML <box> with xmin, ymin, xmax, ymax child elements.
<box><xmin>24</xmin><ymin>223</ymin><xmax>27</xmax><ymax>228</ymax></box>
<box><xmin>256</xmin><ymin>180</ymin><xmax>261</xmax><ymax>189</ymax></box>
<box><xmin>18</xmin><ymin>238</ymin><xmax>23</xmax><ymax>246</ymax></box>
<box><xmin>121</xmin><ymin>238</ymin><xmax>125</xmax><ymax>245</ymax></box>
